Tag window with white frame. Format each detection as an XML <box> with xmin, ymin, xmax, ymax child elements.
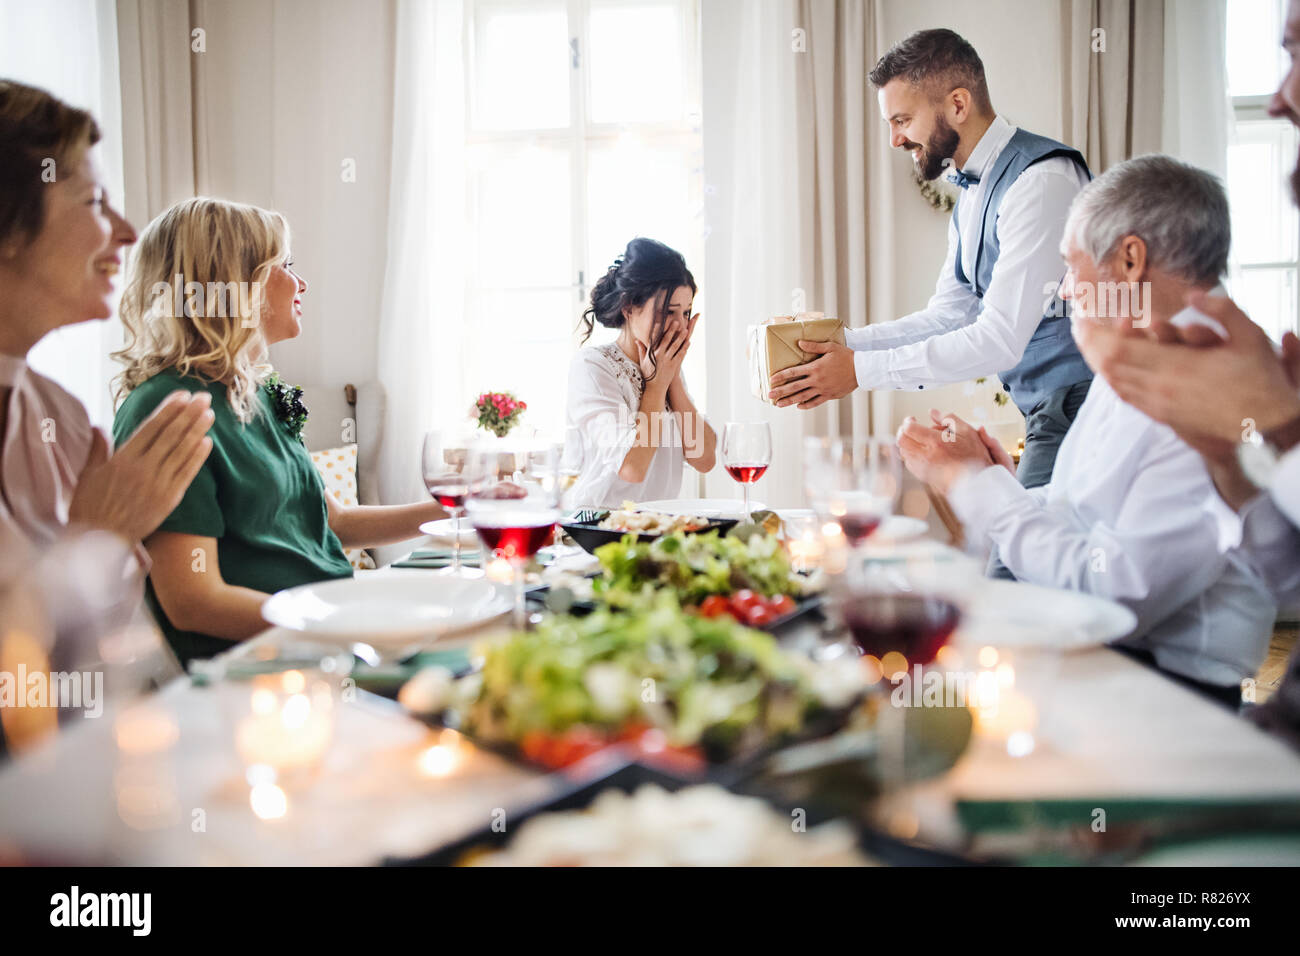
<box><xmin>463</xmin><ymin>0</ymin><xmax>706</xmax><ymax>439</ymax></box>
<box><xmin>1227</xmin><ymin>0</ymin><xmax>1300</xmax><ymax>343</ymax></box>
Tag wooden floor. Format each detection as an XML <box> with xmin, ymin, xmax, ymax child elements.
<box><xmin>1257</xmin><ymin>624</ymin><xmax>1298</xmax><ymax>703</ymax></box>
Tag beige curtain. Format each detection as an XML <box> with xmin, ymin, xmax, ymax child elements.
<box><xmin>115</xmin><ymin>0</ymin><xmax>199</xmax><ymax>229</ymax></box>
<box><xmin>1060</xmin><ymin>0</ymin><xmax>1165</xmax><ymax>173</ymax></box>
<box><xmin>792</xmin><ymin>0</ymin><xmax>889</xmax><ymax>440</ymax></box>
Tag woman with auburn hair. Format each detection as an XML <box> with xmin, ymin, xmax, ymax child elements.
<box><xmin>0</xmin><ymin>79</ymin><xmax>214</xmax><ymax>564</ymax></box>
<box><xmin>113</xmin><ymin>197</ymin><xmax>446</xmax><ymax>664</ymax></box>
<box><xmin>0</xmin><ymin>80</ymin><xmax>216</xmax><ymax>755</ymax></box>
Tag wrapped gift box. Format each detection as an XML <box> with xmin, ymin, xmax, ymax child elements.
<box><xmin>747</xmin><ymin>312</ymin><xmax>846</xmax><ymax>405</ymax></box>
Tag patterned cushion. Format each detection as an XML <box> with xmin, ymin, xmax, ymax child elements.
<box><xmin>309</xmin><ymin>443</ymin><xmax>376</xmax><ymax>570</ymax></box>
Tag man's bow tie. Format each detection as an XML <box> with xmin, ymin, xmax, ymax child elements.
<box><xmin>952</xmin><ymin>169</ymin><xmax>980</xmax><ymax>189</ymax></box>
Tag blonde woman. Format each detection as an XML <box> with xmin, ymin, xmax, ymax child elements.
<box><xmin>113</xmin><ymin>198</ymin><xmax>446</xmax><ymax>664</ymax></box>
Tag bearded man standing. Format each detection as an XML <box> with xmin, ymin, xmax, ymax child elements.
<box><xmin>770</xmin><ymin>29</ymin><xmax>1094</xmax><ymax>577</ymax></box>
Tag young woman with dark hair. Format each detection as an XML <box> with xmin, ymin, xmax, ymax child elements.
<box><xmin>566</xmin><ymin>237</ymin><xmax>715</xmax><ymax>507</ymax></box>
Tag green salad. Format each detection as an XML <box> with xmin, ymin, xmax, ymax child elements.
<box><xmin>458</xmin><ymin>591</ymin><xmax>830</xmax><ymax>755</ymax></box>
<box><xmin>591</xmin><ymin>530</ymin><xmax>805</xmax><ymax>606</ymax></box>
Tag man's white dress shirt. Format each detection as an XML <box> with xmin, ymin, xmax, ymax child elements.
<box><xmin>847</xmin><ymin>116</ymin><xmax>1089</xmax><ymax>392</ymax></box>
<box><xmin>947</xmin><ymin>376</ymin><xmax>1276</xmax><ymax>687</ymax></box>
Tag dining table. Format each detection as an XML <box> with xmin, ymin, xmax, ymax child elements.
<box><xmin>2</xmin><ymin>537</ymin><xmax>1300</xmax><ymax>866</ymax></box>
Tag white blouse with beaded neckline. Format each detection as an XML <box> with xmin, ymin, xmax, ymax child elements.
<box><xmin>565</xmin><ymin>341</ymin><xmax>698</xmax><ymax>509</ymax></box>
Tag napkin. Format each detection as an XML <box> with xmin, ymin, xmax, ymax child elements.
<box><xmin>747</xmin><ymin>312</ymin><xmax>846</xmax><ymax>405</ymax></box>
<box><xmin>391</xmin><ymin>549</ymin><xmax>483</xmax><ymax>569</ymax></box>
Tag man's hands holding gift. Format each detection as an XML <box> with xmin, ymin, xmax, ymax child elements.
<box><xmin>896</xmin><ymin>409</ymin><xmax>1014</xmax><ymax>496</ymax></box>
<box><xmin>767</xmin><ymin>339</ymin><xmax>858</xmax><ymax>409</ymax></box>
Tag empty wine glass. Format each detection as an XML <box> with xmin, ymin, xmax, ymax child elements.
<box><xmin>721</xmin><ymin>421</ymin><xmax>772</xmax><ymax>519</ymax></box>
<box><xmin>558</xmin><ymin>425</ymin><xmax>583</xmax><ymax>510</ymax></box>
<box><xmin>421</xmin><ymin>429</ymin><xmax>477</xmax><ymax>576</ymax></box>
<box><xmin>803</xmin><ymin>436</ymin><xmax>902</xmax><ymax>546</ymax></box>
<box><xmin>464</xmin><ymin>440</ymin><xmax>563</xmax><ymax>627</ymax></box>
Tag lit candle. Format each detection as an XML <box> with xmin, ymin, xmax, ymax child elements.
<box><xmin>417</xmin><ymin>728</ymin><xmax>469</xmax><ymax>778</ymax></box>
<box><xmin>486</xmin><ymin>557</ymin><xmax>514</xmax><ymax>584</ymax></box>
<box><xmin>234</xmin><ymin>672</ymin><xmax>335</xmax><ymax>774</ymax></box>
<box><xmin>786</xmin><ymin>531</ymin><xmax>823</xmax><ymax>572</ymax></box>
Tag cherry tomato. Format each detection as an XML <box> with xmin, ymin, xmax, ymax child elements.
<box><xmin>769</xmin><ymin>594</ymin><xmax>797</xmax><ymax>616</ymax></box>
<box><xmin>746</xmin><ymin>605</ymin><xmax>775</xmax><ymax>628</ymax></box>
<box><xmin>614</xmin><ymin>721</ymin><xmax>653</xmax><ymax>742</ymax></box>
<box><xmin>520</xmin><ymin>730</ymin><xmax>551</xmax><ymax>764</ymax></box>
<box><xmin>627</xmin><ymin>726</ymin><xmax>669</xmax><ymax>754</ymax></box>
<box><xmin>729</xmin><ymin>589</ymin><xmax>762</xmax><ymax>614</ymax></box>
<box><xmin>547</xmin><ymin>726</ymin><xmax>607</xmax><ymax>768</ymax></box>
<box><xmin>698</xmin><ymin>595</ymin><xmax>730</xmax><ymax>618</ymax></box>
<box><xmin>641</xmin><ymin>743</ymin><xmax>708</xmax><ymax>775</ymax></box>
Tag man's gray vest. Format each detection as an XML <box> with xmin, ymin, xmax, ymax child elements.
<box><xmin>953</xmin><ymin>128</ymin><xmax>1094</xmax><ymax>416</ymax></box>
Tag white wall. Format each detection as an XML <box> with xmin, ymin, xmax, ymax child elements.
<box><xmin>189</xmin><ymin>0</ymin><xmax>396</xmax><ymax>394</ymax></box>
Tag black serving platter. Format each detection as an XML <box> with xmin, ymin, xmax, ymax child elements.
<box><xmin>559</xmin><ymin>509</ymin><xmax>739</xmax><ymax>555</ymax></box>
<box><xmin>384</xmin><ymin>758</ymin><xmax>978</xmax><ymax>867</ymax></box>
<box><xmin>356</xmin><ymin>674</ymin><xmax>854</xmax><ymax>789</ymax></box>
<box><xmin>528</xmin><ymin>582</ymin><xmax>825</xmax><ymax>637</ymax></box>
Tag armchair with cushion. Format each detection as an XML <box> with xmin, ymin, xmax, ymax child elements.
<box><xmin>297</xmin><ymin>381</ymin><xmax>431</xmax><ymax>568</ymax></box>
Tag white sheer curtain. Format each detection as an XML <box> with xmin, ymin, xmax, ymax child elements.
<box><xmin>700</xmin><ymin>0</ymin><xmax>807</xmax><ymax>508</ymax></box>
<box><xmin>1</xmin><ymin>0</ymin><xmax>124</xmax><ymax>427</ymax></box>
<box><xmin>701</xmin><ymin>0</ymin><xmax>889</xmax><ymax>508</ymax></box>
<box><xmin>375</xmin><ymin>0</ymin><xmax>467</xmax><ymax>506</ymax></box>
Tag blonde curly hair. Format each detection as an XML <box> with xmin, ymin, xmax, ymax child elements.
<box><xmin>113</xmin><ymin>197</ymin><xmax>289</xmax><ymax>423</ymax></box>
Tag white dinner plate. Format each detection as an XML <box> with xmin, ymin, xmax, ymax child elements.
<box><xmin>638</xmin><ymin>498</ymin><xmax>768</xmax><ymax>518</ymax></box>
<box><xmin>871</xmin><ymin>515</ymin><xmax>929</xmax><ymax>543</ymax></box>
<box><xmin>774</xmin><ymin>510</ymin><xmax>927</xmax><ymax>543</ymax></box>
<box><xmin>418</xmin><ymin>518</ymin><xmax>479</xmax><ymax>543</ymax></box>
<box><xmin>959</xmin><ymin>579</ymin><xmax>1138</xmax><ymax>650</ymax></box>
<box><xmin>262</xmin><ymin>573</ymin><xmax>511</xmax><ymax>650</ymax></box>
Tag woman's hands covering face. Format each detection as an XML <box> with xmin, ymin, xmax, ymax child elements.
<box><xmin>638</xmin><ymin>312</ymin><xmax>699</xmax><ymax>388</ymax></box>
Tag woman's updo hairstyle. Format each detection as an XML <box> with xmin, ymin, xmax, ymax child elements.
<box><xmin>580</xmin><ymin>237</ymin><xmax>695</xmax><ymax>382</ymax></box>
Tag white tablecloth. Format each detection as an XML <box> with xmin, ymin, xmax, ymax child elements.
<box><xmin>3</xmin><ymin>567</ymin><xmax>1300</xmax><ymax>864</ymax></box>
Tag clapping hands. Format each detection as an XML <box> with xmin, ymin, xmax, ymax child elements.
<box><xmin>896</xmin><ymin>408</ymin><xmax>1013</xmax><ymax>495</ymax></box>
<box><xmin>68</xmin><ymin>390</ymin><xmax>215</xmax><ymax>543</ymax></box>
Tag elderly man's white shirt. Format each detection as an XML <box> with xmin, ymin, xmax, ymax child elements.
<box><xmin>948</xmin><ymin>376</ymin><xmax>1275</xmax><ymax>686</ymax></box>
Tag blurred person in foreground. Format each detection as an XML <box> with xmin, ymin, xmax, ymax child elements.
<box><xmin>0</xmin><ymin>80</ymin><xmax>211</xmax><ymax>754</ymax></box>
<box><xmin>897</xmin><ymin>155</ymin><xmax>1275</xmax><ymax>709</ymax></box>
<box><xmin>1072</xmin><ymin>1</ymin><xmax>1300</xmax><ymax>743</ymax></box>
<box><xmin>0</xmin><ymin>80</ymin><xmax>213</xmax><ymax>558</ymax></box>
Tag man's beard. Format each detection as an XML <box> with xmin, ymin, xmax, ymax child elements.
<box><xmin>907</xmin><ymin>117</ymin><xmax>961</xmax><ymax>181</ymax></box>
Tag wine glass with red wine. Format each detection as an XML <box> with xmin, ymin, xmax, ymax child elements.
<box><xmin>832</xmin><ymin>554</ymin><xmax>972</xmax><ymax>814</ymax></box>
<box><xmin>464</xmin><ymin>440</ymin><xmax>563</xmax><ymax>627</ymax></box>
<box><xmin>421</xmin><ymin>430</ymin><xmax>478</xmax><ymax>576</ymax></box>
<box><xmin>839</xmin><ymin>574</ymin><xmax>962</xmax><ymax>668</ymax></box>
<box><xmin>803</xmin><ymin>437</ymin><xmax>901</xmax><ymax>547</ymax></box>
<box><xmin>721</xmin><ymin>421</ymin><xmax>772</xmax><ymax>519</ymax></box>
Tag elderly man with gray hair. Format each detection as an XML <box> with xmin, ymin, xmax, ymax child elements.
<box><xmin>896</xmin><ymin>154</ymin><xmax>1276</xmax><ymax>708</ymax></box>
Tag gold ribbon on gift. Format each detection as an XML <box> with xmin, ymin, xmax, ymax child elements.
<box><xmin>747</xmin><ymin>312</ymin><xmax>847</xmax><ymax>405</ymax></box>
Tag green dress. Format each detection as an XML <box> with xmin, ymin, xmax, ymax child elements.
<box><xmin>112</xmin><ymin>368</ymin><xmax>353</xmax><ymax>665</ymax></box>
